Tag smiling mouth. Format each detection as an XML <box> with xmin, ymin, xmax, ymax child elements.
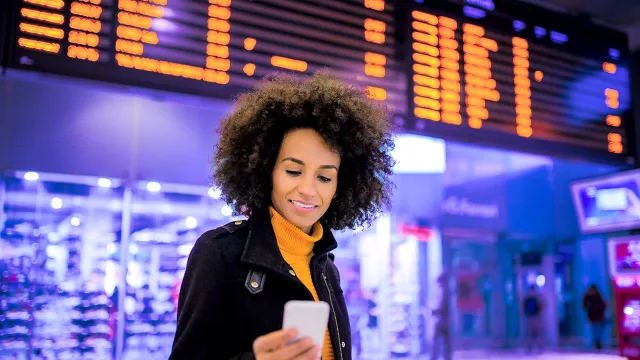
<box><xmin>290</xmin><ymin>200</ymin><xmax>318</xmax><ymax>209</ymax></box>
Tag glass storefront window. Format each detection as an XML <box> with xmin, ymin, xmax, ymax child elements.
<box><xmin>334</xmin><ymin>215</ymin><xmax>430</xmax><ymax>360</ymax></box>
<box><xmin>1</xmin><ymin>172</ymin><xmax>437</xmax><ymax>360</ymax></box>
<box><xmin>445</xmin><ymin>239</ymin><xmax>500</xmax><ymax>345</ymax></box>
<box><xmin>121</xmin><ymin>182</ymin><xmax>240</xmax><ymax>360</ymax></box>
<box><xmin>1</xmin><ymin>172</ymin><xmax>125</xmax><ymax>360</ymax></box>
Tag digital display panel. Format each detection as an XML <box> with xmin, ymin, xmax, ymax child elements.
<box><xmin>571</xmin><ymin>169</ymin><xmax>640</xmax><ymax>234</ymax></box>
<box><xmin>608</xmin><ymin>237</ymin><xmax>640</xmax><ymax>277</ymax></box>
<box><xmin>404</xmin><ymin>0</ymin><xmax>632</xmax><ymax>161</ymax></box>
<box><xmin>6</xmin><ymin>0</ymin><xmax>404</xmax><ymax>111</ymax></box>
<box><xmin>3</xmin><ymin>0</ymin><xmax>635</xmax><ymax>163</ymax></box>
<box><xmin>614</xmin><ymin>241</ymin><xmax>640</xmax><ymax>273</ymax></box>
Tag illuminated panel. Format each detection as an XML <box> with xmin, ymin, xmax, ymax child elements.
<box><xmin>242</xmin><ymin>36</ymin><xmax>255</xmax><ymax>77</ymax></box>
<box><xmin>68</xmin><ymin>44</ymin><xmax>99</xmax><ymax>61</ymax></box>
<box><xmin>363</xmin><ymin>0</ymin><xmax>387</xmax><ymax>101</ymax></box>
<box><xmin>19</xmin><ymin>0</ymin><xmax>65</xmax><ymax>54</ymax></box>
<box><xmin>243</xmin><ymin>63</ymin><xmax>256</xmax><ymax>76</ymax></box>
<box><xmin>24</xmin><ymin>0</ymin><xmax>64</xmax><ymax>10</ymax></box>
<box><xmin>271</xmin><ymin>56</ymin><xmax>307</xmax><ymax>72</ymax></box>
<box><xmin>115</xmin><ymin>53</ymin><xmax>230</xmax><ymax>84</ymax></box>
<box><xmin>411</xmin><ymin>10</ymin><xmax>441</xmax><ymax>122</ymax></box>
<box><xmin>463</xmin><ymin>23</ymin><xmax>499</xmax><ymax>130</ymax></box>
<box><xmin>69</xmin><ymin>30</ymin><xmax>99</xmax><ymax>47</ymax></box>
<box><xmin>512</xmin><ymin>37</ymin><xmax>532</xmax><ymax>138</ymax></box>
<box><xmin>406</xmin><ymin>1</ymin><xmax>632</xmax><ymax>160</ymax></box>
<box><xmin>603</xmin><ymin>62</ymin><xmax>617</xmax><ymax>74</ymax></box>
<box><xmin>115</xmin><ymin>0</ymin><xmax>162</xmax><ymax>56</ymax></box>
<box><xmin>18</xmin><ymin>37</ymin><xmax>60</xmax><ymax>53</ymax></box>
<box><xmin>364</xmin><ymin>52</ymin><xmax>386</xmax><ymax>78</ymax></box>
<box><xmin>9</xmin><ymin>0</ymin><xmax>401</xmax><ymax>117</ymax></box>
<box><xmin>117</xmin><ymin>25</ymin><xmax>158</xmax><ymax>44</ymax></box>
<box><xmin>118</xmin><ymin>0</ymin><xmax>164</xmax><ymax>18</ymax></box>
<box><xmin>114</xmin><ymin>0</ymin><xmax>229</xmax><ymax>84</ymax></box>
<box><xmin>67</xmin><ymin>1</ymin><xmax>102</xmax><ymax>62</ymax></box>
<box><xmin>21</xmin><ymin>7</ymin><xmax>64</xmax><ymax>24</ymax></box>
<box><xmin>70</xmin><ymin>2</ymin><xmax>102</xmax><ymax>19</ymax></box>
<box><xmin>364</xmin><ymin>0</ymin><xmax>384</xmax><ymax>11</ymax></box>
<box><xmin>19</xmin><ymin>23</ymin><xmax>64</xmax><ymax>39</ymax></box>
<box><xmin>364</xmin><ymin>18</ymin><xmax>385</xmax><ymax>44</ymax></box>
<box><xmin>438</xmin><ymin>16</ymin><xmax>462</xmax><ymax>125</ymax></box>
<box><xmin>117</xmin><ymin>11</ymin><xmax>152</xmax><ymax>29</ymax></box>
<box><xmin>605</xmin><ymin>60</ymin><xmax>623</xmax><ymax>153</ymax></box>
<box><xmin>207</xmin><ymin>0</ymin><xmax>231</xmax><ymax>79</ymax></box>
<box><xmin>366</xmin><ymin>86</ymin><xmax>387</xmax><ymax>101</ymax></box>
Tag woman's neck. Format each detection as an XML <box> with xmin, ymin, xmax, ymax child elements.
<box><xmin>269</xmin><ymin>207</ymin><xmax>323</xmax><ymax>256</ymax></box>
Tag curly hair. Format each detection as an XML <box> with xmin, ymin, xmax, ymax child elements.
<box><xmin>212</xmin><ymin>70</ymin><xmax>395</xmax><ymax>230</ymax></box>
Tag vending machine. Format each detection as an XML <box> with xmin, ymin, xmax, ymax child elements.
<box><xmin>609</xmin><ymin>236</ymin><xmax>640</xmax><ymax>360</ymax></box>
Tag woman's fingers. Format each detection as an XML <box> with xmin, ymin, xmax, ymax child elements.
<box><xmin>275</xmin><ymin>338</ymin><xmax>317</xmax><ymax>360</ymax></box>
<box><xmin>253</xmin><ymin>328</ymin><xmax>297</xmax><ymax>353</ymax></box>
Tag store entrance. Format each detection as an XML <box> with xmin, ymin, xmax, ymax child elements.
<box><xmin>444</xmin><ymin>235</ymin><xmax>502</xmax><ymax>349</ymax></box>
<box><xmin>513</xmin><ymin>251</ymin><xmax>560</xmax><ymax>347</ymax></box>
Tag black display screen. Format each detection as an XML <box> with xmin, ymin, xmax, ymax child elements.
<box><xmin>403</xmin><ymin>0</ymin><xmax>632</xmax><ymax>162</ymax></box>
<box><xmin>3</xmin><ymin>0</ymin><xmax>635</xmax><ymax>163</ymax></box>
<box><xmin>5</xmin><ymin>0</ymin><xmax>404</xmax><ymax>111</ymax></box>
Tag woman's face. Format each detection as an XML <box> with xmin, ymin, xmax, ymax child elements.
<box><xmin>271</xmin><ymin>128</ymin><xmax>340</xmax><ymax>233</ymax></box>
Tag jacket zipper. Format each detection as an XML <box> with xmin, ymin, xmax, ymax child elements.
<box><xmin>322</xmin><ymin>272</ymin><xmax>343</xmax><ymax>360</ymax></box>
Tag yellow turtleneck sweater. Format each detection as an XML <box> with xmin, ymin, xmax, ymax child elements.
<box><xmin>269</xmin><ymin>207</ymin><xmax>334</xmax><ymax>360</ymax></box>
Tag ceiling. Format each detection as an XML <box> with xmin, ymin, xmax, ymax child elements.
<box><xmin>519</xmin><ymin>0</ymin><xmax>640</xmax><ymax>49</ymax></box>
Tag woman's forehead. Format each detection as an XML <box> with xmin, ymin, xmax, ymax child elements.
<box><xmin>278</xmin><ymin>129</ymin><xmax>340</xmax><ymax>166</ymax></box>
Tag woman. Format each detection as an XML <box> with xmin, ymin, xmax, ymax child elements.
<box><xmin>169</xmin><ymin>71</ymin><xmax>395</xmax><ymax>360</ymax></box>
<box><xmin>582</xmin><ymin>284</ymin><xmax>607</xmax><ymax>350</ymax></box>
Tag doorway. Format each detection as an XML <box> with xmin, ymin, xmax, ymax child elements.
<box><xmin>444</xmin><ymin>237</ymin><xmax>502</xmax><ymax>349</ymax></box>
<box><xmin>513</xmin><ymin>251</ymin><xmax>560</xmax><ymax>347</ymax></box>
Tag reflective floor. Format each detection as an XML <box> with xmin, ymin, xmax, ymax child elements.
<box><xmin>422</xmin><ymin>350</ymin><xmax>623</xmax><ymax>360</ymax></box>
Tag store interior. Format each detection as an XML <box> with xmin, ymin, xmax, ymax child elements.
<box><xmin>0</xmin><ymin>152</ymin><xmax>624</xmax><ymax>359</ymax></box>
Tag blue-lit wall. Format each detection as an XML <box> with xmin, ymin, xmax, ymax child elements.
<box><xmin>442</xmin><ymin>142</ymin><xmax>624</xmax><ymax>341</ymax></box>
<box><xmin>0</xmin><ymin>75</ymin><xmax>231</xmax><ymax>185</ymax></box>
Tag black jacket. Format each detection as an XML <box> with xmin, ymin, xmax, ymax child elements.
<box><xmin>583</xmin><ymin>292</ymin><xmax>607</xmax><ymax>323</ymax></box>
<box><xmin>169</xmin><ymin>208</ymin><xmax>351</xmax><ymax>360</ymax></box>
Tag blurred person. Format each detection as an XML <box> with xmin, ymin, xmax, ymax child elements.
<box><xmin>345</xmin><ymin>285</ymin><xmax>366</xmax><ymax>359</ymax></box>
<box><xmin>430</xmin><ymin>273</ymin><xmax>451</xmax><ymax>360</ymax></box>
<box><xmin>364</xmin><ymin>288</ymin><xmax>382</xmax><ymax>351</ymax></box>
<box><xmin>522</xmin><ymin>285</ymin><xmax>544</xmax><ymax>354</ymax></box>
<box><xmin>582</xmin><ymin>284</ymin><xmax>607</xmax><ymax>350</ymax></box>
<box><xmin>169</xmin><ymin>71</ymin><xmax>395</xmax><ymax>360</ymax></box>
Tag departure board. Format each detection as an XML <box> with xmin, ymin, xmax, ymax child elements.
<box><xmin>403</xmin><ymin>0</ymin><xmax>633</xmax><ymax>161</ymax></box>
<box><xmin>6</xmin><ymin>0</ymin><xmax>405</xmax><ymax>111</ymax></box>
<box><xmin>3</xmin><ymin>0</ymin><xmax>635</xmax><ymax>163</ymax></box>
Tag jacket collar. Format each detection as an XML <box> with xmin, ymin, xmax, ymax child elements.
<box><xmin>240</xmin><ymin>208</ymin><xmax>338</xmax><ymax>274</ymax></box>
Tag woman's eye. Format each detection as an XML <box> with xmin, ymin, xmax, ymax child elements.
<box><xmin>286</xmin><ymin>170</ymin><xmax>302</xmax><ymax>176</ymax></box>
<box><xmin>318</xmin><ymin>176</ymin><xmax>332</xmax><ymax>183</ymax></box>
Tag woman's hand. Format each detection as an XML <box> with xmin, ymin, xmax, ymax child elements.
<box><xmin>253</xmin><ymin>328</ymin><xmax>320</xmax><ymax>360</ymax></box>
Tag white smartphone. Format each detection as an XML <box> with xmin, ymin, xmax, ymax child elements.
<box><xmin>282</xmin><ymin>300</ymin><xmax>330</xmax><ymax>348</ymax></box>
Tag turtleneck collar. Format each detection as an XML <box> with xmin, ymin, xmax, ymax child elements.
<box><xmin>269</xmin><ymin>207</ymin><xmax>323</xmax><ymax>256</ymax></box>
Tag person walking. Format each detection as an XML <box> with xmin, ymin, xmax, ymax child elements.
<box><xmin>582</xmin><ymin>284</ymin><xmax>607</xmax><ymax>350</ymax></box>
<box><xmin>522</xmin><ymin>285</ymin><xmax>544</xmax><ymax>354</ymax></box>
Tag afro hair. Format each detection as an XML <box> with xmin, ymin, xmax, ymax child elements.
<box><xmin>212</xmin><ymin>70</ymin><xmax>395</xmax><ymax>230</ymax></box>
